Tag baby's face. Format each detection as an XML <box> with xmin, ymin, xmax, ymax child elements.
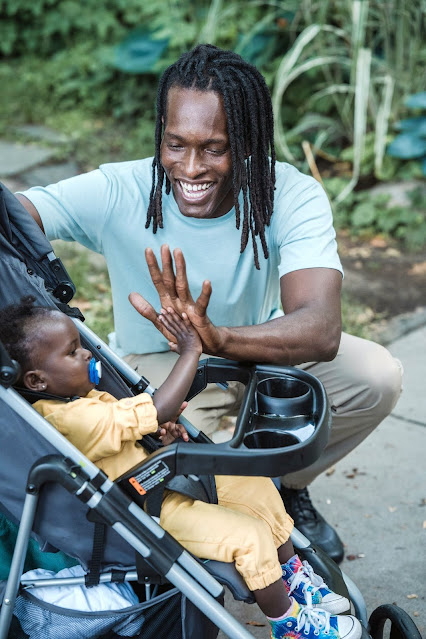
<box><xmin>34</xmin><ymin>314</ymin><xmax>95</xmax><ymax>398</ymax></box>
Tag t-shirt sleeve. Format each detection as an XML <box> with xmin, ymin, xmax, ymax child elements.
<box><xmin>18</xmin><ymin>169</ymin><xmax>114</xmax><ymax>253</ymax></box>
<box><xmin>272</xmin><ymin>168</ymin><xmax>343</xmax><ymax>279</ymax></box>
<box><xmin>35</xmin><ymin>393</ymin><xmax>158</xmax><ymax>463</ymax></box>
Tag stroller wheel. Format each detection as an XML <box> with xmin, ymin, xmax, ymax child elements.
<box><xmin>368</xmin><ymin>604</ymin><xmax>422</xmax><ymax>639</ymax></box>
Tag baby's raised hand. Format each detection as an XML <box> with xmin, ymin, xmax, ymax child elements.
<box><xmin>158</xmin><ymin>307</ymin><xmax>202</xmax><ymax>356</ymax></box>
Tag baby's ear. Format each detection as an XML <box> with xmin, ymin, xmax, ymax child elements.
<box><xmin>23</xmin><ymin>370</ymin><xmax>47</xmax><ymax>392</ymax></box>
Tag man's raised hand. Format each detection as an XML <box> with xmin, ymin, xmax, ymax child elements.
<box><xmin>129</xmin><ymin>245</ymin><xmax>224</xmax><ymax>354</ymax></box>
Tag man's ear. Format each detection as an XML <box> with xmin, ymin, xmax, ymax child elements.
<box><xmin>23</xmin><ymin>370</ymin><xmax>47</xmax><ymax>392</ymax></box>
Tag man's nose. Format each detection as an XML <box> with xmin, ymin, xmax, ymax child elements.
<box><xmin>183</xmin><ymin>149</ymin><xmax>206</xmax><ymax>179</ymax></box>
<box><xmin>83</xmin><ymin>348</ymin><xmax>92</xmax><ymax>361</ymax></box>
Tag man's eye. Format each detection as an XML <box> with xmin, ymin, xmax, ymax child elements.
<box><xmin>168</xmin><ymin>144</ymin><xmax>183</xmax><ymax>150</ymax></box>
<box><xmin>206</xmin><ymin>148</ymin><xmax>225</xmax><ymax>155</ymax></box>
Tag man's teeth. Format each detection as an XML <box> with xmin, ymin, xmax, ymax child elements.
<box><xmin>180</xmin><ymin>181</ymin><xmax>213</xmax><ymax>194</ymax></box>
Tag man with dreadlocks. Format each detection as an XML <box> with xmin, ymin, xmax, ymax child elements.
<box><xmin>17</xmin><ymin>44</ymin><xmax>402</xmax><ymax>566</ymax></box>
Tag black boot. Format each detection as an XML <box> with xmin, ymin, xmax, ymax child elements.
<box><xmin>280</xmin><ymin>486</ymin><xmax>344</xmax><ymax>564</ymax></box>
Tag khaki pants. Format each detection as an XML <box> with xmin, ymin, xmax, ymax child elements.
<box><xmin>125</xmin><ymin>332</ymin><xmax>403</xmax><ymax>489</ymax></box>
<box><xmin>160</xmin><ymin>475</ymin><xmax>293</xmax><ymax>591</ymax></box>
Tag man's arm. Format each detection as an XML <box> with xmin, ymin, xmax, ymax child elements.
<box><xmin>215</xmin><ymin>268</ymin><xmax>342</xmax><ymax>365</ymax></box>
<box><xmin>15</xmin><ymin>194</ymin><xmax>45</xmax><ymax>232</ymax></box>
<box><xmin>130</xmin><ymin>245</ymin><xmax>342</xmax><ymax>366</ymax></box>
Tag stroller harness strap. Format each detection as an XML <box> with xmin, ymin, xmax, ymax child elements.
<box><xmin>145</xmin><ymin>474</ymin><xmax>218</xmax><ymax>519</ymax></box>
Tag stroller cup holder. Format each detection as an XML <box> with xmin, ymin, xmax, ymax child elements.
<box><xmin>118</xmin><ymin>358</ymin><xmax>332</xmax><ymax>506</ymax></box>
<box><xmin>244</xmin><ymin>376</ymin><xmax>315</xmax><ymax>450</ymax></box>
<box><xmin>256</xmin><ymin>376</ymin><xmax>313</xmax><ymax>417</ymax></box>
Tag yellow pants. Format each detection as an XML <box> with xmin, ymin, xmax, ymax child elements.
<box><xmin>160</xmin><ymin>475</ymin><xmax>293</xmax><ymax>591</ymax></box>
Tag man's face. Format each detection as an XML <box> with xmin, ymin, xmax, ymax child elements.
<box><xmin>31</xmin><ymin>314</ymin><xmax>95</xmax><ymax>398</ymax></box>
<box><xmin>160</xmin><ymin>86</ymin><xmax>234</xmax><ymax>219</ymax></box>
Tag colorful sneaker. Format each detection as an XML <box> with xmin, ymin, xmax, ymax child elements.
<box><xmin>269</xmin><ymin>597</ymin><xmax>361</xmax><ymax>639</ymax></box>
<box><xmin>282</xmin><ymin>555</ymin><xmax>350</xmax><ymax>614</ymax></box>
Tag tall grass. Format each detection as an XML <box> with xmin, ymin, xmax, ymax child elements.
<box><xmin>270</xmin><ymin>0</ymin><xmax>425</xmax><ymax>201</ymax></box>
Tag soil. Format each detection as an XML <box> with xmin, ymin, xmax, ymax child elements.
<box><xmin>338</xmin><ymin>231</ymin><xmax>426</xmax><ymax>318</ymax></box>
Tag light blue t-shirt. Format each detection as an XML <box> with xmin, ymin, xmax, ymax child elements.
<box><xmin>22</xmin><ymin>158</ymin><xmax>342</xmax><ymax>357</ymax></box>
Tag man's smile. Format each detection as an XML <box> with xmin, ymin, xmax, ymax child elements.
<box><xmin>177</xmin><ymin>180</ymin><xmax>214</xmax><ymax>201</ymax></box>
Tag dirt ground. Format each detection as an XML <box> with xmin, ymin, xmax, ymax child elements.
<box><xmin>338</xmin><ymin>231</ymin><xmax>426</xmax><ymax>318</ymax></box>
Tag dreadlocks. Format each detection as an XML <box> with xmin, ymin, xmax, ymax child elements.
<box><xmin>146</xmin><ymin>44</ymin><xmax>276</xmax><ymax>270</ymax></box>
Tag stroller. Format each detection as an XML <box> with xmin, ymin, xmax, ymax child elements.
<box><xmin>0</xmin><ymin>181</ymin><xmax>422</xmax><ymax>639</ymax></box>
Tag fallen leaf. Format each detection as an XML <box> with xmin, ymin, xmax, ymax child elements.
<box><xmin>423</xmin><ymin>521</ymin><xmax>426</xmax><ymax>529</ymax></box>
<box><xmin>344</xmin><ymin>467</ymin><xmax>366</xmax><ymax>479</ymax></box>
<box><xmin>370</xmin><ymin>236</ymin><xmax>388</xmax><ymax>248</ymax></box>
<box><xmin>326</xmin><ymin>466</ymin><xmax>336</xmax><ymax>476</ymax></box>
<box><xmin>408</xmin><ymin>262</ymin><xmax>426</xmax><ymax>276</ymax></box>
<box><xmin>420</xmin><ymin>498</ymin><xmax>426</xmax><ymax>507</ymax></box>
<box><xmin>414</xmin><ymin>612</ymin><xmax>419</xmax><ymax>617</ymax></box>
<box><xmin>388</xmin><ymin>506</ymin><xmax>397</xmax><ymax>513</ymax></box>
<box><xmin>407</xmin><ymin>594</ymin><xmax>418</xmax><ymax>599</ymax></box>
<box><xmin>326</xmin><ymin>499</ymin><xmax>331</xmax><ymax>505</ymax></box>
<box><xmin>357</xmin><ymin>553</ymin><xmax>365</xmax><ymax>558</ymax></box>
<box><xmin>246</xmin><ymin>621</ymin><xmax>265</xmax><ymax>627</ymax></box>
<box><xmin>346</xmin><ymin>554</ymin><xmax>357</xmax><ymax>561</ymax></box>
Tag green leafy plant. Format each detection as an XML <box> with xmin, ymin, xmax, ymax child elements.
<box><xmin>325</xmin><ymin>178</ymin><xmax>426</xmax><ymax>250</ymax></box>
<box><xmin>386</xmin><ymin>92</ymin><xmax>426</xmax><ymax>175</ymax></box>
<box><xmin>270</xmin><ymin>0</ymin><xmax>425</xmax><ymax>201</ymax></box>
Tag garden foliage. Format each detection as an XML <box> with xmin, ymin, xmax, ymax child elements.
<box><xmin>1</xmin><ymin>0</ymin><xmax>424</xmax><ymax>246</ymax></box>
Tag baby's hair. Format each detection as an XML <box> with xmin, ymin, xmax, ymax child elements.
<box><xmin>0</xmin><ymin>296</ymin><xmax>57</xmax><ymax>376</ymax></box>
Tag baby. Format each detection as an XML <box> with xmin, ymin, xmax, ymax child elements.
<box><xmin>0</xmin><ymin>297</ymin><xmax>361</xmax><ymax>639</ymax></box>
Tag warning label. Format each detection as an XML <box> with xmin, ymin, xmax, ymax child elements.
<box><xmin>129</xmin><ymin>461</ymin><xmax>170</xmax><ymax>495</ymax></box>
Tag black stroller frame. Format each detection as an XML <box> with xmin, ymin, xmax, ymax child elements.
<box><xmin>0</xmin><ymin>181</ymin><xmax>422</xmax><ymax>639</ymax></box>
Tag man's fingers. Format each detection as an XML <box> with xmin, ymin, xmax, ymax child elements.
<box><xmin>174</xmin><ymin>248</ymin><xmax>193</xmax><ymax>305</ymax></box>
<box><xmin>194</xmin><ymin>280</ymin><xmax>212</xmax><ymax>317</ymax></box>
<box><xmin>161</xmin><ymin>244</ymin><xmax>178</xmax><ymax>301</ymax></box>
<box><xmin>130</xmin><ymin>293</ymin><xmax>177</xmax><ymax>343</ymax></box>
<box><xmin>145</xmin><ymin>248</ymin><xmax>167</xmax><ymax>298</ymax></box>
<box><xmin>129</xmin><ymin>292</ymin><xmax>157</xmax><ymax>322</ymax></box>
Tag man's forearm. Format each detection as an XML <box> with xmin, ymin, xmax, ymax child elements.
<box><xmin>209</xmin><ymin>309</ymin><xmax>342</xmax><ymax>366</ymax></box>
